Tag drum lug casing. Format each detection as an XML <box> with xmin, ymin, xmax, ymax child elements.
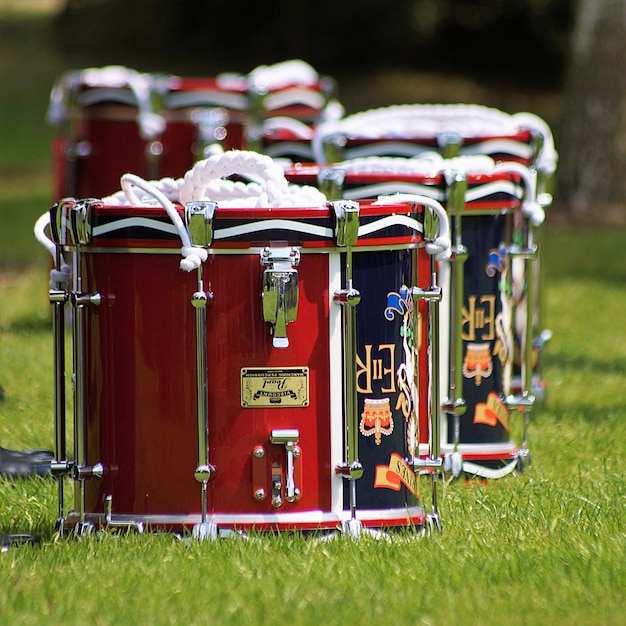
<box><xmin>260</xmin><ymin>246</ymin><xmax>301</xmax><ymax>349</ymax></box>
<box><xmin>185</xmin><ymin>201</ymin><xmax>217</xmax><ymax>248</ymax></box>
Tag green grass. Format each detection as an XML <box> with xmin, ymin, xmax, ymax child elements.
<box><xmin>0</xmin><ymin>201</ymin><xmax>624</xmax><ymax>626</ymax></box>
<box><xmin>0</xmin><ymin>12</ymin><xmax>625</xmax><ymax>626</ymax></box>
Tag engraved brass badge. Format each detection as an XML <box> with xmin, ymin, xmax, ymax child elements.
<box><xmin>241</xmin><ymin>367</ymin><xmax>309</xmax><ymax>408</ymax></box>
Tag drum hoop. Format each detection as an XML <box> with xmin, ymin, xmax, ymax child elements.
<box><xmin>165</xmin><ymin>90</ymin><xmax>248</xmax><ymax>112</ymax></box>
<box><xmin>62</xmin><ymin>506</ymin><xmax>426</xmax><ymax>531</ymax></box>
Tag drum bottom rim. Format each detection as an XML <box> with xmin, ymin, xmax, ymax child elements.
<box><xmin>59</xmin><ymin>506</ymin><xmax>426</xmax><ymax>534</ymax></box>
<box><xmin>440</xmin><ymin>441</ymin><xmax>520</xmax><ymax>461</ymax></box>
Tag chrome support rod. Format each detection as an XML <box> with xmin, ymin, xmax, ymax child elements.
<box><xmin>411</xmin><ymin>256</ymin><xmax>443</xmax><ymax>530</ymax></box>
<box><xmin>185</xmin><ymin>202</ymin><xmax>217</xmax><ymax>539</ymax></box>
<box><xmin>331</xmin><ymin>201</ymin><xmax>363</xmax><ymax>522</ymax></box>
<box><xmin>51</xmin><ymin>249</ymin><xmax>67</xmax><ymax>522</ymax></box>
<box><xmin>192</xmin><ymin>264</ymin><xmax>213</xmax><ymax>525</ymax></box>
<box><xmin>71</xmin><ymin>244</ymin><xmax>87</xmax><ymax>528</ymax></box>
<box><xmin>48</xmin><ymin>200</ymin><xmax>74</xmax><ymax>524</ymax></box>
<box><xmin>443</xmin><ymin>171</ymin><xmax>468</xmax><ymax>451</ymax></box>
<box><xmin>507</xmin><ymin>223</ymin><xmax>538</xmax><ymax>457</ymax></box>
<box><xmin>427</xmin><ymin>255</ymin><xmax>443</xmax><ymax>524</ymax></box>
<box><xmin>68</xmin><ymin>200</ymin><xmax>100</xmax><ymax>535</ymax></box>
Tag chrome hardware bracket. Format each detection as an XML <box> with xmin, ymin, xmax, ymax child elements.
<box><xmin>105</xmin><ymin>495</ymin><xmax>145</xmax><ymax>534</ymax></box>
<box><xmin>185</xmin><ymin>201</ymin><xmax>217</xmax><ymax>248</ymax></box>
<box><xmin>261</xmin><ymin>246</ymin><xmax>300</xmax><ymax>349</ymax></box>
<box><xmin>442</xmin><ymin>171</ymin><xmax>468</xmax><ymax>458</ymax></box>
<box><xmin>436</xmin><ymin>131</ymin><xmax>463</xmax><ymax>159</ymax></box>
<box><xmin>191</xmin><ymin>108</ymin><xmax>230</xmax><ymax>159</ymax></box>
<box><xmin>317</xmin><ymin>167</ymin><xmax>345</xmax><ymax>201</ymax></box>
<box><xmin>48</xmin><ymin>199</ymin><xmax>75</xmax><ymax>524</ymax></box>
<box><xmin>270</xmin><ymin>429</ymin><xmax>301</xmax><ymax>503</ymax></box>
<box><xmin>185</xmin><ymin>208</ymin><xmax>217</xmax><ymax>539</ymax></box>
<box><xmin>411</xmin><ymin>245</ymin><xmax>445</xmax><ymax>529</ymax></box>
<box><xmin>330</xmin><ymin>201</ymin><xmax>363</xmax><ymax>522</ymax></box>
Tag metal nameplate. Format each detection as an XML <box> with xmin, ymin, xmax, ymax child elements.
<box><xmin>241</xmin><ymin>367</ymin><xmax>309</xmax><ymax>408</ymax></box>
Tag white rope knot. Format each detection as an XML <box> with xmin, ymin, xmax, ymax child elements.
<box><xmin>49</xmin><ymin>263</ymin><xmax>71</xmax><ymax>288</ymax></box>
<box><xmin>425</xmin><ymin>237</ymin><xmax>452</xmax><ymax>261</ymax></box>
<box><xmin>180</xmin><ymin>246</ymin><xmax>209</xmax><ymax>272</ymax></box>
<box><xmin>523</xmin><ymin>201</ymin><xmax>545</xmax><ymax>227</ymax></box>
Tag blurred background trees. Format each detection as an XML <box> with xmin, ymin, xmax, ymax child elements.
<box><xmin>17</xmin><ymin>0</ymin><xmax>626</xmax><ymax>214</ymax></box>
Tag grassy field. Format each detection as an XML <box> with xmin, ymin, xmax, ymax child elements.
<box><xmin>1</xmin><ymin>10</ymin><xmax>625</xmax><ymax>626</ymax></box>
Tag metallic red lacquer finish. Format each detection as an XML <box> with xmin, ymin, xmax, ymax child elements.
<box><xmin>80</xmin><ymin>248</ymin><xmax>331</xmax><ymax>521</ymax></box>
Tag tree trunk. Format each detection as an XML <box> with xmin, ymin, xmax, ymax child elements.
<box><xmin>556</xmin><ymin>0</ymin><xmax>626</xmax><ymax>213</ymax></box>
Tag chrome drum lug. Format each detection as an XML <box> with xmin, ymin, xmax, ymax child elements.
<box><xmin>261</xmin><ymin>247</ymin><xmax>301</xmax><ymax>349</ymax></box>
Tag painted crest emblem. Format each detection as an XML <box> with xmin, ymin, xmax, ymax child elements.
<box><xmin>463</xmin><ymin>341</ymin><xmax>493</xmax><ymax>385</ymax></box>
<box><xmin>360</xmin><ymin>398</ymin><xmax>394</xmax><ymax>445</ymax></box>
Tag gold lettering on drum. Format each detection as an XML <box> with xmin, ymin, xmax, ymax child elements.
<box><xmin>462</xmin><ymin>295</ymin><xmax>496</xmax><ymax>341</ymax></box>
<box><xmin>356</xmin><ymin>344</ymin><xmax>396</xmax><ymax>394</ymax></box>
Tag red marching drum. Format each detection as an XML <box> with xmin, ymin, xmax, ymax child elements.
<box><xmin>38</xmin><ymin>151</ymin><xmax>449</xmax><ymax>537</ymax></box>
<box><xmin>158</xmin><ymin>74</ymin><xmax>249</xmax><ymax>176</ymax></box>
<box><xmin>245</xmin><ymin>60</ymin><xmax>343</xmax><ymax>164</ymax></box>
<box><xmin>47</xmin><ymin>66</ymin><xmax>167</xmax><ymax>199</ymax></box>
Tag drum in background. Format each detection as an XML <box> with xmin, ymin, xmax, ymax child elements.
<box><xmin>245</xmin><ymin>59</ymin><xmax>343</xmax><ymax>164</ymax></box>
<box><xmin>47</xmin><ymin>66</ymin><xmax>166</xmax><ymax>199</ymax></box>
<box><xmin>312</xmin><ymin>104</ymin><xmax>558</xmax><ymax>173</ymax></box>
<box><xmin>351</xmin><ymin>243</ymin><xmax>432</xmax><ymax>511</ymax></box>
<box><xmin>158</xmin><ymin>75</ymin><xmax>249</xmax><ymax>176</ymax></box>
<box><xmin>312</xmin><ymin>104</ymin><xmax>557</xmax><ymax>403</ymax></box>
<box><xmin>286</xmin><ymin>156</ymin><xmax>539</xmax><ymax>478</ymax></box>
<box><xmin>44</xmin><ymin>191</ymin><xmax>444</xmax><ymax>535</ymax></box>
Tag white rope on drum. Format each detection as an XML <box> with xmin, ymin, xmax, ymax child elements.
<box><xmin>312</xmin><ymin>103</ymin><xmax>557</xmax><ymax>170</ymax></box>
<box><xmin>247</xmin><ymin>59</ymin><xmax>320</xmax><ymax>92</ymax></box>
<box><xmin>334</xmin><ymin>154</ymin><xmax>544</xmax><ymax>227</ymax></box>
<box><xmin>334</xmin><ymin>154</ymin><xmax>496</xmax><ymax>177</ymax></box>
<box><xmin>33</xmin><ymin>212</ymin><xmax>71</xmax><ymax>287</ymax></box>
<box><xmin>120</xmin><ymin>173</ymin><xmax>208</xmax><ymax>272</ymax></box>
<box><xmin>492</xmin><ymin>161</ymin><xmax>545</xmax><ymax>226</ymax></box>
<box><xmin>373</xmin><ymin>193</ymin><xmax>451</xmax><ymax>261</ymax></box>
<box><xmin>179</xmin><ymin>150</ymin><xmax>289</xmax><ymax>206</ymax></box>
<box><xmin>102</xmin><ymin>150</ymin><xmax>327</xmax><ymax>270</ymax></box>
<box><xmin>178</xmin><ymin>149</ymin><xmax>326</xmax><ymax>208</ymax></box>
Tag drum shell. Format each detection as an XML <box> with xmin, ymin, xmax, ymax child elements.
<box><xmin>64</xmin><ymin>200</ymin><xmax>430</xmax><ymax>531</ymax></box>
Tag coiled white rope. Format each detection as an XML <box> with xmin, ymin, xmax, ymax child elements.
<box><xmin>326</xmin><ymin>154</ymin><xmax>544</xmax><ymax>226</ymax></box>
<box><xmin>313</xmin><ymin>103</ymin><xmax>557</xmax><ymax>171</ymax></box>
<box><xmin>101</xmin><ymin>150</ymin><xmax>327</xmax><ymax>270</ymax></box>
<box><xmin>179</xmin><ymin>149</ymin><xmax>326</xmax><ymax>208</ymax></box>
<box><xmin>335</xmin><ymin>154</ymin><xmax>495</xmax><ymax>177</ymax></box>
<box><xmin>373</xmin><ymin>193</ymin><xmax>451</xmax><ymax>261</ymax></box>
<box><xmin>248</xmin><ymin>59</ymin><xmax>320</xmax><ymax>92</ymax></box>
